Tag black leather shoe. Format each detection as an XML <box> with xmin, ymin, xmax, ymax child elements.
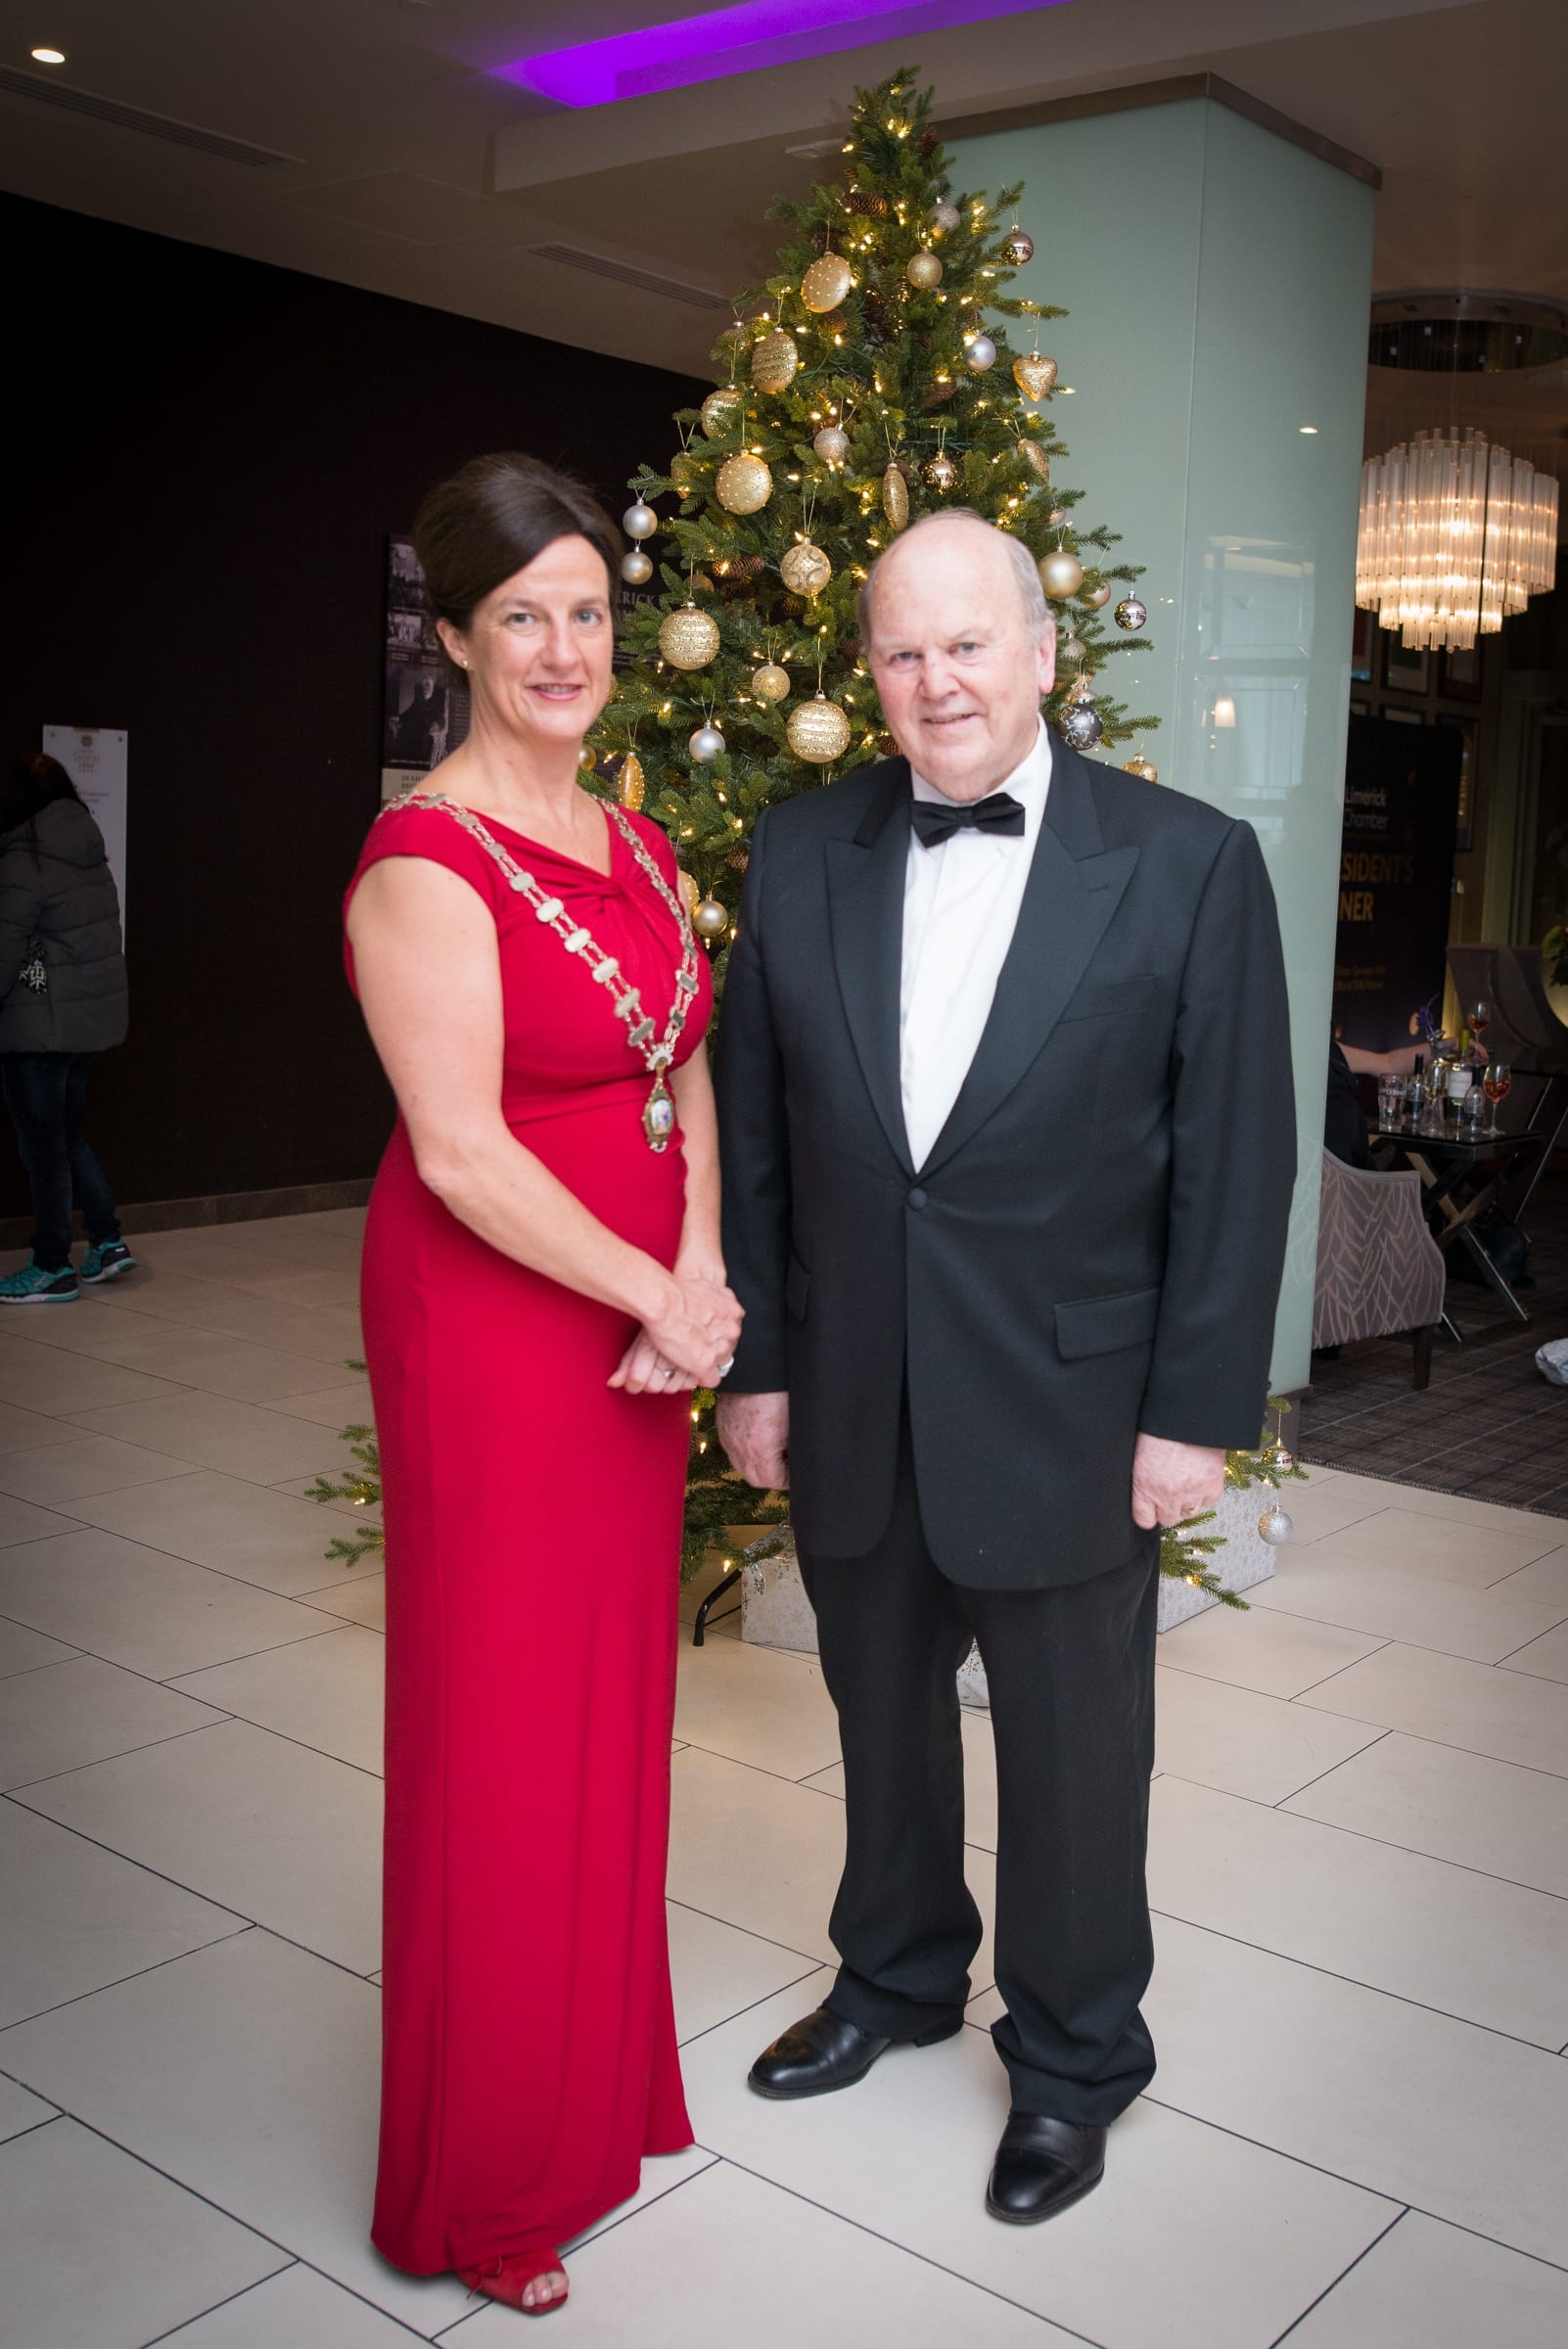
<box><xmin>986</xmin><ymin>2113</ymin><xmax>1107</xmax><ymax>2225</ymax></box>
<box><xmin>747</xmin><ymin>2004</ymin><xmax>960</xmax><ymax>2100</ymax></box>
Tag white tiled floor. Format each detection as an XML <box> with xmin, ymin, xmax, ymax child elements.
<box><xmin>0</xmin><ymin>1212</ymin><xmax>1566</xmax><ymax>2347</ymax></box>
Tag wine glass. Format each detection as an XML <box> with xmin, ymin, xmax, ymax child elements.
<box><xmin>1467</xmin><ymin>998</ymin><xmax>1492</xmax><ymax>1046</ymax></box>
<box><xmin>1481</xmin><ymin>1060</ymin><xmax>1512</xmax><ymax>1137</ymax></box>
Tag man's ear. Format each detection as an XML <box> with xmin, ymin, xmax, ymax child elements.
<box><xmin>1038</xmin><ymin>627</ymin><xmax>1058</xmax><ymax>699</ymax></box>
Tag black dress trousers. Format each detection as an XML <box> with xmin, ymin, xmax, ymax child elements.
<box><xmin>797</xmin><ymin>1412</ymin><xmax>1161</xmax><ymax>2128</ymax></box>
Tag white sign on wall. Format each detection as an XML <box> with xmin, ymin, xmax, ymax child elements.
<box><xmin>41</xmin><ymin>726</ymin><xmax>128</xmax><ymax>932</ymax></box>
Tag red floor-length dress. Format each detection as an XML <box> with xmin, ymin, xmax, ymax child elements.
<box><xmin>344</xmin><ymin>792</ymin><xmax>709</xmax><ymax>2275</ymax></box>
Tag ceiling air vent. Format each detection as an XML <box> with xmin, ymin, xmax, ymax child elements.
<box><xmin>528</xmin><ymin>243</ymin><xmax>728</xmax><ymax>312</ymax></box>
<box><xmin>0</xmin><ymin>65</ymin><xmax>297</xmax><ymax>167</ymax></box>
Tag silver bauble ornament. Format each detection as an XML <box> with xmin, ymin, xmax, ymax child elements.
<box><xmin>905</xmin><ymin>250</ymin><xmax>944</xmax><ymax>291</ymax></box>
<box><xmin>780</xmin><ymin>540</ymin><xmax>833</xmax><ymax>597</ymax></box>
<box><xmin>812</xmin><ymin>425</ymin><xmax>851</xmax><ymax>465</ymax></box>
<box><xmin>883</xmin><ymin>464</ymin><xmax>910</xmax><ymax>531</ymax></box>
<box><xmin>786</xmin><ymin>693</ymin><xmax>853</xmax><ymax>764</ymax></box>
<box><xmin>658</xmin><ymin>602</ymin><xmax>719</xmax><ymax>670</ymax></box>
<box><xmin>801</xmin><ymin>253</ymin><xmax>853</xmax><ymax>312</ymax></box>
<box><xmin>1114</xmin><ymin>595</ymin><xmax>1149</xmax><ymax>631</ymax></box>
<box><xmin>1013</xmin><ymin>352</ymin><xmax>1058</xmax><ymax>400</ymax></box>
<box><xmin>751</xmin><ymin>661</ymin><xmax>791</xmax><ymax>704</ymax></box>
<box><xmin>715</xmin><ymin>451</ymin><xmax>772</xmax><ymax>515</ymax></box>
<box><xmin>1081</xmin><ymin>581</ymin><xmax>1114</xmax><ymax>611</ymax></box>
<box><xmin>693</xmin><ymin>898</ymin><xmax>730</xmax><ymax>941</ymax></box>
<box><xmin>1048</xmin><ymin>506</ymin><xmax>1069</xmax><ymax>527</ymax></box>
<box><xmin>922</xmin><ymin>450</ymin><xmax>958</xmax><ymax>492</ymax></box>
<box><xmin>1002</xmin><ymin>228</ymin><xmax>1035</xmax><ymax>266</ymax></box>
<box><xmin>622</xmin><ymin>501</ymin><xmax>657</xmax><ymax>540</ymax></box>
<box><xmin>621</xmin><ymin>549</ymin><xmax>654</xmax><ymax>586</ymax></box>
<box><xmin>1258</xmin><ymin>1505</ymin><xmax>1294</xmax><ymax>1545</ymax></box>
<box><xmin>1062</xmin><ymin>633</ymin><xmax>1087</xmax><ymax>663</ymax></box>
<box><xmin>689</xmin><ymin>723</ymin><xmax>726</xmax><ymax>763</ymax></box>
<box><xmin>751</xmin><ymin>327</ymin><xmax>800</xmax><ymax>394</ymax></box>
<box><xmin>1038</xmin><ymin>549</ymin><xmax>1084</xmax><ymax>600</ymax></box>
<box><xmin>700</xmin><ymin>387</ymin><xmax>745</xmax><ymax>438</ymax></box>
<box><xmin>964</xmin><ymin>335</ymin><xmax>997</xmax><ymax>373</ymax></box>
<box><xmin>1060</xmin><ymin>705</ymin><xmax>1105</xmax><ymax>751</ymax></box>
<box><xmin>929</xmin><ymin>200</ymin><xmax>961</xmax><ymax>234</ymax></box>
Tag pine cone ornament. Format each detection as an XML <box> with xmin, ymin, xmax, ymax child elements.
<box><xmin>920</xmin><ymin>130</ymin><xmax>938</xmax><ymax>158</ymax></box>
<box><xmin>810</xmin><ymin>226</ymin><xmax>832</xmax><ymax>255</ymax></box>
<box><xmin>921</xmin><ymin>379</ymin><xmax>958</xmax><ymax>410</ymax></box>
<box><xmin>848</xmin><ymin>190</ymin><xmax>888</xmax><ymax>216</ymax></box>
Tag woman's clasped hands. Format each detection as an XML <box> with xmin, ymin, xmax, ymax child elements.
<box><xmin>609</xmin><ymin>1262</ymin><xmax>743</xmax><ymax>1396</ymax></box>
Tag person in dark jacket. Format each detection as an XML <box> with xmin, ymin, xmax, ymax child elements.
<box><xmin>1324</xmin><ymin>1036</ymin><xmax>1375</xmax><ymax>1170</ymax></box>
<box><xmin>0</xmin><ymin>754</ymin><xmax>133</xmax><ymax>1301</ymax></box>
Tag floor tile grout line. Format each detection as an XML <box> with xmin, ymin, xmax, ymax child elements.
<box><xmin>1257</xmin><ymin>1727</ymin><xmax>1394</xmax><ymax>1809</ymax></box>
<box><xmin>0</xmin><ymin>1707</ymin><xmax>246</xmax><ymax>1797</ymax></box>
<box><xmin>1145</xmin><ymin>1893</ymin><xmax>1568</xmax><ymax>2050</ymax></box>
<box><xmin>666</xmin><ymin>1895</ymin><xmax>830</xmax><ymax>1972</ymax></box>
<box><xmin>1156</xmin><ymin>1634</ymin><xmax>1394</xmax><ymax>1703</ymax></box>
<box><xmin>675</xmin><ymin>1964</ymin><xmax>826</xmax><ymax>2053</ymax></box>
<box><xmin>10</xmin><ymin>1690</ymin><xmax>389</xmax><ymax>1791</ymax></box>
<box><xmin>135</xmin><ymin>2256</ymin><xmax>438</xmax><ymax>2349</ymax></box>
<box><xmin>0</xmin><ymin>2111</ymin><xmax>63</xmax><ymax>2150</ymax></box>
<box><xmin>1255</xmin><ymin>1601</ymin><xmax>1568</xmax><ymax>1676</ymax></box>
<box><xmin>1264</xmin><ymin>2206</ymin><xmax>1411</xmax><ymax>2349</ymax></box>
<box><xmin>1156</xmin><ymin>1757</ymin><xmax>1568</xmax><ymax>1911</ymax></box>
<box><xmin>0</xmin><ymin>1613</ymin><xmax>377</xmax><ymax>1695</ymax></box>
<box><xmin>706</xmin><ymin>2150</ymin><xmax>1109</xmax><ymax>2344</ymax></box>
<box><xmin>1142</xmin><ymin>2088</ymin><xmax>1568</xmax><ymax>2280</ymax></box>
<box><xmin>0</xmin><ymin>1916</ymin><xmax>256</xmax><ymax>2037</ymax></box>
<box><xmin>551</xmin><ymin>2149</ymin><xmax>723</xmax><ymax>2263</ymax></box>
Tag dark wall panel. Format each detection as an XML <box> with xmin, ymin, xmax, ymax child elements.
<box><xmin>1</xmin><ymin>193</ymin><xmax>704</xmax><ymax>1214</ymax></box>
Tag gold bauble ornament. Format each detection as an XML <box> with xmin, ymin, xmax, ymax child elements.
<box><xmin>1123</xmin><ymin>755</ymin><xmax>1160</xmax><ymax>783</ymax></box>
<box><xmin>1062</xmin><ymin>633</ymin><xmax>1087</xmax><ymax>663</ymax></box>
<box><xmin>801</xmin><ymin>253</ymin><xmax>853</xmax><ymax>312</ymax></box>
<box><xmin>780</xmin><ymin>540</ymin><xmax>833</xmax><ymax>597</ymax></box>
<box><xmin>812</xmin><ymin>425</ymin><xmax>851</xmax><ymax>466</ymax></box>
<box><xmin>700</xmin><ymin>387</ymin><xmax>745</xmax><ymax>438</ymax></box>
<box><xmin>1067</xmin><ymin>672</ymin><xmax>1097</xmax><ymax>705</ymax></box>
<box><xmin>669</xmin><ymin>451</ymin><xmax>696</xmax><ymax>489</ymax></box>
<box><xmin>658</xmin><ymin>602</ymin><xmax>720</xmax><ymax>670</ymax></box>
<box><xmin>1017</xmin><ymin>438</ymin><xmax>1051</xmax><ymax>484</ymax></box>
<box><xmin>715</xmin><ymin>451</ymin><xmax>773</xmax><ymax>514</ymax></box>
<box><xmin>1038</xmin><ymin>550</ymin><xmax>1084</xmax><ymax>600</ymax></box>
<box><xmin>751</xmin><ymin>328</ymin><xmax>800</xmax><ymax>394</ymax></box>
<box><xmin>786</xmin><ymin>693</ymin><xmax>853</xmax><ymax>764</ymax></box>
<box><xmin>1081</xmin><ymin>581</ymin><xmax>1113</xmax><ymax>611</ymax></box>
<box><xmin>677</xmin><ymin>868</ymin><xmax>700</xmax><ymax>915</ymax></box>
<box><xmin>618</xmin><ymin>752</ymin><xmax>646</xmax><ymax>811</ymax></box>
<box><xmin>905</xmin><ymin>250</ymin><xmax>944</xmax><ymax>291</ymax></box>
<box><xmin>751</xmin><ymin>661</ymin><xmax>791</xmax><ymax>704</ymax></box>
<box><xmin>693</xmin><ymin>897</ymin><xmax>730</xmax><ymax>941</ymax></box>
<box><xmin>883</xmin><ymin>464</ymin><xmax>910</xmax><ymax>531</ymax></box>
<box><xmin>922</xmin><ymin>449</ymin><xmax>958</xmax><ymax>492</ymax></box>
<box><xmin>1012</xmin><ymin>352</ymin><xmax>1058</xmax><ymax>401</ymax></box>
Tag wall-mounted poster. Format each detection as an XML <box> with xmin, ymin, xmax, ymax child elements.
<box><xmin>382</xmin><ymin>536</ymin><xmax>470</xmax><ymax>802</ymax></box>
<box><xmin>1332</xmin><ymin>715</ymin><xmax>1462</xmax><ymax>1053</ymax></box>
<box><xmin>42</xmin><ymin>725</ymin><xmax>128</xmax><ymax>930</ymax></box>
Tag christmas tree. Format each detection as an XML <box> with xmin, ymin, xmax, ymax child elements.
<box><xmin>587</xmin><ymin>66</ymin><xmax>1159</xmax><ymax>947</ymax></box>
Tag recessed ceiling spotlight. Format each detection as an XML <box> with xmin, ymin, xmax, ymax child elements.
<box><xmin>1300</xmin><ymin>425</ymin><xmax>1319</xmax><ymax>435</ymax></box>
<box><xmin>30</xmin><ymin>46</ymin><xmax>67</xmax><ymax>64</ymax></box>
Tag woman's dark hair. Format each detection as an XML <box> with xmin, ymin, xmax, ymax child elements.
<box><xmin>412</xmin><ymin>454</ymin><xmax>623</xmax><ymax>632</ymax></box>
<box><xmin>0</xmin><ymin>752</ymin><xmax>83</xmax><ymax>844</ymax></box>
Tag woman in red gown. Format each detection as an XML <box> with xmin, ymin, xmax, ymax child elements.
<box><xmin>345</xmin><ymin>456</ymin><xmax>741</xmax><ymax>2317</ymax></box>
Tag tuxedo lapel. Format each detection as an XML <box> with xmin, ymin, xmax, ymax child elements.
<box><xmin>919</xmin><ymin>741</ymin><xmax>1138</xmax><ymax>1177</ymax></box>
<box><xmin>825</xmin><ymin>762</ymin><xmax>915</xmax><ymax>1175</ymax></box>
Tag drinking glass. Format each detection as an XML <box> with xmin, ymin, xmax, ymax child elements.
<box><xmin>1377</xmin><ymin>1074</ymin><xmax>1404</xmax><ymax>1128</ymax></box>
<box><xmin>1467</xmin><ymin>998</ymin><xmax>1492</xmax><ymax>1045</ymax></box>
<box><xmin>1481</xmin><ymin>1060</ymin><xmax>1512</xmax><ymax>1137</ymax></box>
<box><xmin>1445</xmin><ymin>1063</ymin><xmax>1473</xmax><ymax>1124</ymax></box>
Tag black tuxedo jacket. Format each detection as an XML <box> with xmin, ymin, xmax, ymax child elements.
<box><xmin>715</xmin><ymin>738</ymin><xmax>1297</xmax><ymax>1589</ymax></box>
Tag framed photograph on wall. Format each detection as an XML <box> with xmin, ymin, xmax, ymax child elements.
<box><xmin>382</xmin><ymin>535</ymin><xmax>471</xmax><ymax>802</ymax></box>
<box><xmin>1442</xmin><ymin>642</ymin><xmax>1483</xmax><ymax>701</ymax></box>
<box><xmin>1382</xmin><ymin>634</ymin><xmax>1430</xmax><ymax>696</ymax></box>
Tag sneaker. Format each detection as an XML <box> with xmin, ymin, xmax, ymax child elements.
<box><xmin>0</xmin><ymin>1259</ymin><xmax>79</xmax><ymax>1303</ymax></box>
<box><xmin>80</xmin><ymin>1241</ymin><xmax>136</xmax><ymax>1285</ymax></box>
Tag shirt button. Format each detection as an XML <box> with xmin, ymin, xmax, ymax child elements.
<box><xmin>908</xmin><ymin>1187</ymin><xmax>928</xmax><ymax>1210</ymax></box>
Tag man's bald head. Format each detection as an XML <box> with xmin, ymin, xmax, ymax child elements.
<box><xmin>857</xmin><ymin>509</ymin><xmax>1052</xmax><ymax>651</ymax></box>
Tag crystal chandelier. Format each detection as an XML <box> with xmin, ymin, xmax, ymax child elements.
<box><xmin>1357</xmin><ymin>426</ymin><xmax>1558</xmax><ymax>652</ymax></box>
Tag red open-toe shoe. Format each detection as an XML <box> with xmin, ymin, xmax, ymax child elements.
<box><xmin>457</xmin><ymin>2240</ymin><xmax>569</xmax><ymax>2316</ymax></box>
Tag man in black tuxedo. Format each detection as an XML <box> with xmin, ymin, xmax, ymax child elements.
<box><xmin>715</xmin><ymin>510</ymin><xmax>1295</xmax><ymax>2223</ymax></box>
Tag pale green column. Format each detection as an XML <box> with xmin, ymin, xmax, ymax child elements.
<box><xmin>953</xmin><ymin>96</ymin><xmax>1375</xmax><ymax>1392</ymax></box>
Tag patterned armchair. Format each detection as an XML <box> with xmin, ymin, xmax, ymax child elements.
<box><xmin>1313</xmin><ymin>1148</ymin><xmax>1447</xmax><ymax>1389</ymax></box>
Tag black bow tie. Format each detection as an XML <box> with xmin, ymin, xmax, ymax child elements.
<box><xmin>909</xmin><ymin>790</ymin><xmax>1027</xmax><ymax>849</ymax></box>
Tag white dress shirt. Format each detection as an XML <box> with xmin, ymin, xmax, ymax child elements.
<box><xmin>899</xmin><ymin>717</ymin><xmax>1053</xmax><ymax>1170</ymax></box>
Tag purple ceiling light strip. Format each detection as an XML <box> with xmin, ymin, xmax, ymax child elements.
<box><xmin>493</xmin><ymin>0</ymin><xmax>1064</xmax><ymax>110</ymax></box>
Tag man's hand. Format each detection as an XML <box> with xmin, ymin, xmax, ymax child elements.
<box><xmin>716</xmin><ymin>1390</ymin><xmax>790</xmax><ymax>1491</ymax></box>
<box><xmin>1130</xmin><ymin>1433</ymin><xmax>1227</xmax><ymax>1531</ymax></box>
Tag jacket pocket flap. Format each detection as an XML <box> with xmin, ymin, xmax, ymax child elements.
<box><xmin>1054</xmin><ymin>1283</ymin><xmax>1162</xmax><ymax>1360</ymax></box>
<box><xmin>785</xmin><ymin>1252</ymin><xmax>811</xmax><ymax>1321</ymax></box>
